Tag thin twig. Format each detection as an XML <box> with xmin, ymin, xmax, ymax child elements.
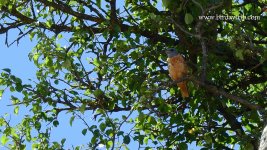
<box><xmin>191</xmin><ymin>0</ymin><xmax>204</xmax><ymax>12</ymax></box>
<box><xmin>200</xmin><ymin>39</ymin><xmax>207</xmax><ymax>82</ymax></box>
<box><xmin>192</xmin><ymin>1</ymin><xmax>223</xmax><ymax>82</ymax></box>
<box><xmin>169</xmin><ymin>17</ymin><xmax>201</xmax><ymax>38</ymax></box>
<box><xmin>124</xmin><ymin>6</ymin><xmax>139</xmax><ymax>25</ymax></box>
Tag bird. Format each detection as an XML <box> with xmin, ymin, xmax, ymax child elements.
<box><xmin>165</xmin><ymin>48</ymin><xmax>189</xmax><ymax>98</ymax></box>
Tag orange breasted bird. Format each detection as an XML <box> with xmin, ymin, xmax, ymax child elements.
<box><xmin>166</xmin><ymin>48</ymin><xmax>189</xmax><ymax>98</ymax></box>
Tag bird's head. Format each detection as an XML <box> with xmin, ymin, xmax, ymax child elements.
<box><xmin>165</xmin><ymin>48</ymin><xmax>178</xmax><ymax>58</ymax></box>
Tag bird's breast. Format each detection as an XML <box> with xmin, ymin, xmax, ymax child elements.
<box><xmin>167</xmin><ymin>55</ymin><xmax>186</xmax><ymax>80</ymax></box>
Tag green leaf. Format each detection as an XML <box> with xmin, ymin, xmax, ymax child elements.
<box><xmin>99</xmin><ymin>123</ymin><xmax>106</xmax><ymax>132</ymax></box>
<box><xmin>162</xmin><ymin>0</ymin><xmax>171</xmax><ymax>8</ymax></box>
<box><xmin>91</xmin><ymin>135</ymin><xmax>97</xmax><ymax>144</ymax></box>
<box><xmin>44</xmin><ymin>57</ymin><xmax>53</xmax><ymax>66</ymax></box>
<box><xmin>170</xmin><ymin>88</ymin><xmax>176</xmax><ymax>95</ymax></box>
<box><xmin>45</xmin><ymin>20</ymin><xmax>53</xmax><ymax>28</ymax></box>
<box><xmin>96</xmin><ymin>0</ymin><xmax>101</xmax><ymax>8</ymax></box>
<box><xmin>204</xmin><ymin>133</ymin><xmax>213</xmax><ymax>144</ymax></box>
<box><xmin>35</xmin><ymin>121</ymin><xmax>41</xmax><ymax>131</ymax></box>
<box><xmin>117</xmin><ymin>131</ymin><xmax>124</xmax><ymax>136</ymax></box>
<box><xmin>93</xmin><ymin>58</ymin><xmax>101</xmax><ymax>67</ymax></box>
<box><xmin>14</xmin><ymin>106</ymin><xmax>19</xmax><ymax>115</ymax></box>
<box><xmin>123</xmin><ymin>135</ymin><xmax>131</xmax><ymax>144</ymax></box>
<box><xmin>15</xmin><ymin>83</ymin><xmax>23</xmax><ymax>92</ymax></box>
<box><xmin>0</xmin><ymin>90</ymin><xmax>4</xmax><ymax>100</ymax></box>
<box><xmin>82</xmin><ymin>128</ymin><xmax>87</xmax><ymax>135</ymax></box>
<box><xmin>245</xmin><ymin>125</ymin><xmax>252</xmax><ymax>132</ymax></box>
<box><xmin>2</xmin><ymin>68</ymin><xmax>11</xmax><ymax>73</ymax></box>
<box><xmin>232</xmin><ymin>9</ymin><xmax>240</xmax><ymax>16</ymax></box>
<box><xmin>57</xmin><ymin>34</ymin><xmax>63</xmax><ymax>39</ymax></box>
<box><xmin>95</xmin><ymin>108</ymin><xmax>105</xmax><ymax>116</ymax></box>
<box><xmin>53</xmin><ymin>120</ymin><xmax>59</xmax><ymax>127</ymax></box>
<box><xmin>185</xmin><ymin>13</ymin><xmax>193</xmax><ymax>24</ymax></box>
<box><xmin>32</xmin><ymin>143</ymin><xmax>38</xmax><ymax>149</ymax></box>
<box><xmin>122</xmin><ymin>115</ymin><xmax>127</xmax><ymax>120</ymax></box>
<box><xmin>79</xmin><ymin>103</ymin><xmax>86</xmax><ymax>114</ymax></box>
<box><xmin>107</xmin><ymin>141</ymin><xmax>113</xmax><ymax>149</ymax></box>
<box><xmin>29</xmin><ymin>32</ymin><xmax>36</xmax><ymax>41</ymax></box>
<box><xmin>93</xmin><ymin>89</ymin><xmax>104</xmax><ymax>98</ymax></box>
<box><xmin>61</xmin><ymin>138</ymin><xmax>66</xmax><ymax>145</ymax></box>
<box><xmin>70</xmin><ymin>116</ymin><xmax>75</xmax><ymax>126</ymax></box>
<box><xmin>144</xmin><ymin>136</ymin><xmax>149</xmax><ymax>144</ymax></box>
<box><xmin>235</xmin><ymin>49</ymin><xmax>244</xmax><ymax>60</ymax></box>
<box><xmin>1</xmin><ymin>134</ymin><xmax>8</xmax><ymax>145</ymax></box>
<box><xmin>0</xmin><ymin>118</ymin><xmax>5</xmax><ymax>126</ymax></box>
<box><xmin>0</xmin><ymin>0</ymin><xmax>8</xmax><ymax>7</ymax></box>
<box><xmin>178</xmin><ymin>142</ymin><xmax>188</xmax><ymax>150</ymax></box>
<box><xmin>147</xmin><ymin>116</ymin><xmax>156</xmax><ymax>125</ymax></box>
<box><xmin>245</xmin><ymin>4</ymin><xmax>252</xmax><ymax>11</ymax></box>
<box><xmin>138</xmin><ymin>112</ymin><xmax>145</xmax><ymax>124</ymax></box>
<box><xmin>62</xmin><ymin>59</ymin><xmax>72</xmax><ymax>69</ymax></box>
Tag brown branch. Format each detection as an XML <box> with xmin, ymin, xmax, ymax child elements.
<box><xmin>2</xmin><ymin>1</ymin><xmax>179</xmax><ymax>46</ymax></box>
<box><xmin>110</xmin><ymin>0</ymin><xmax>117</xmax><ymax>24</ymax></box>
<box><xmin>37</xmin><ymin>0</ymin><xmax>103</xmax><ymax>23</ymax></box>
<box><xmin>120</xmin><ymin>24</ymin><xmax>179</xmax><ymax>45</ymax></box>
<box><xmin>8</xmin><ymin>28</ymin><xmax>35</xmax><ymax>46</ymax></box>
<box><xmin>200</xmin><ymin>39</ymin><xmax>207</xmax><ymax>82</ymax></box>
<box><xmin>216</xmin><ymin>101</ymin><xmax>244</xmax><ymax>133</ymax></box>
<box><xmin>231</xmin><ymin>75</ymin><xmax>267</xmax><ymax>91</ymax></box>
<box><xmin>0</xmin><ymin>22</ymin><xmax>25</xmax><ymax>34</ymax></box>
<box><xmin>76</xmin><ymin>0</ymin><xmax>107</xmax><ymax>20</ymax></box>
<box><xmin>190</xmin><ymin>77</ymin><xmax>262</xmax><ymax>110</ymax></box>
<box><xmin>1</xmin><ymin>5</ymin><xmax>103</xmax><ymax>34</ymax></box>
<box><xmin>192</xmin><ymin>1</ymin><xmax>223</xmax><ymax>82</ymax></box>
<box><xmin>169</xmin><ymin>17</ymin><xmax>201</xmax><ymax>38</ymax></box>
<box><xmin>123</xmin><ymin>6</ymin><xmax>139</xmax><ymax>25</ymax></box>
<box><xmin>251</xmin><ymin>40</ymin><xmax>267</xmax><ymax>44</ymax></box>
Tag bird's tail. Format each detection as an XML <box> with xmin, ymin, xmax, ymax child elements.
<box><xmin>178</xmin><ymin>82</ymin><xmax>189</xmax><ymax>98</ymax></box>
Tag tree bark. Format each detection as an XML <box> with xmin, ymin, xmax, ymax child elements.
<box><xmin>259</xmin><ymin>124</ymin><xmax>267</xmax><ymax>150</ymax></box>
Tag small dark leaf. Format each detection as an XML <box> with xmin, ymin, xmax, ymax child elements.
<box><xmin>123</xmin><ymin>135</ymin><xmax>131</xmax><ymax>144</ymax></box>
<box><xmin>117</xmin><ymin>131</ymin><xmax>124</xmax><ymax>136</ymax></box>
<box><xmin>53</xmin><ymin>120</ymin><xmax>59</xmax><ymax>127</ymax></box>
<box><xmin>2</xmin><ymin>68</ymin><xmax>11</xmax><ymax>73</ymax></box>
<box><xmin>99</xmin><ymin>123</ymin><xmax>106</xmax><ymax>132</ymax></box>
<box><xmin>61</xmin><ymin>138</ymin><xmax>66</xmax><ymax>145</ymax></box>
<box><xmin>82</xmin><ymin>129</ymin><xmax>87</xmax><ymax>136</ymax></box>
<box><xmin>15</xmin><ymin>83</ymin><xmax>23</xmax><ymax>92</ymax></box>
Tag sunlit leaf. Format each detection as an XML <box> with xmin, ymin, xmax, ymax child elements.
<box><xmin>70</xmin><ymin>116</ymin><xmax>75</xmax><ymax>126</ymax></box>
<box><xmin>1</xmin><ymin>135</ymin><xmax>8</xmax><ymax>145</ymax></box>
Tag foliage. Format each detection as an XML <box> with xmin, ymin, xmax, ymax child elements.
<box><xmin>0</xmin><ymin>0</ymin><xmax>266</xmax><ymax>149</ymax></box>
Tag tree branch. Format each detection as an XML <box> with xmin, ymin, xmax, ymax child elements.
<box><xmin>190</xmin><ymin>77</ymin><xmax>262</xmax><ymax>110</ymax></box>
<box><xmin>37</xmin><ymin>0</ymin><xmax>103</xmax><ymax>23</ymax></box>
